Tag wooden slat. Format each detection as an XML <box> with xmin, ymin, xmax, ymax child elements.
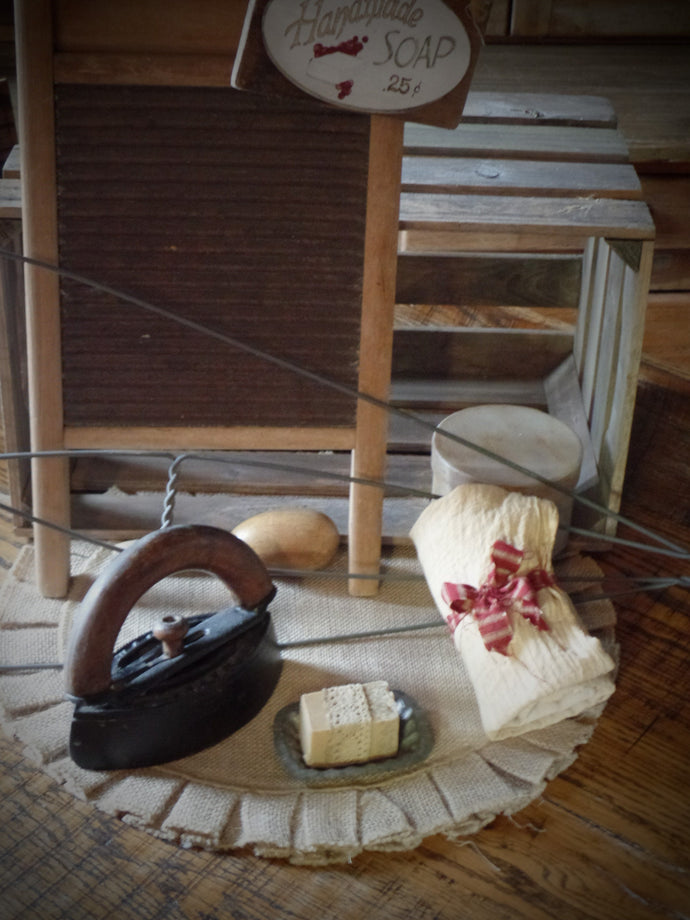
<box><xmin>0</xmin><ymin>179</ymin><xmax>21</xmax><ymax>218</ymax></box>
<box><xmin>399</xmin><ymin>193</ymin><xmax>656</xmax><ymax>242</ymax></box>
<box><xmin>572</xmin><ymin>238</ymin><xmax>654</xmax><ymax>529</ymax></box>
<box><xmin>640</xmin><ymin>175</ymin><xmax>690</xmax><ymax>249</ymax></box>
<box><xmin>576</xmin><ymin>238</ymin><xmax>612</xmax><ymax>417</ymax></box>
<box><xmin>15</xmin><ymin>0</ymin><xmax>71</xmax><ymax>598</ymax></box>
<box><xmin>400</xmin><ymin>227</ymin><xmax>590</xmax><ymax>253</ymax></box>
<box><xmin>597</xmin><ymin>241</ymin><xmax>655</xmax><ymax>521</ymax></box>
<box><xmin>64</xmin><ymin>426</ymin><xmax>356</xmax><ymax>452</ymax></box>
<box><xmin>2</xmin><ymin>146</ymin><xmax>20</xmax><ymax>179</ymax></box>
<box><xmin>403</xmin><ymin>123</ymin><xmax>630</xmax><ymax>163</ymax></box>
<box><xmin>401</xmin><ymin>156</ymin><xmax>641</xmax><ymax>199</ymax></box>
<box><xmin>0</xmin><ymin>221</ymin><xmax>30</xmax><ymax>512</ymax></box>
<box><xmin>65</xmin><ymin>491</ymin><xmax>430</xmax><ymax>543</ymax></box>
<box><xmin>70</xmin><ymin>451</ymin><xmax>357</xmax><ymax>496</ymax></box>
<box><xmin>53</xmin><ymin>52</ymin><xmax>235</xmax><ymax>87</ymax></box>
<box><xmin>69</xmin><ymin>450</ymin><xmax>432</xmax><ymax>498</ymax></box>
<box><xmin>390</xmin><ymin>378</ymin><xmax>547</xmax><ymax>412</ymax></box>
<box><xmin>461</xmin><ymin>91</ymin><xmax>617</xmax><ymax>127</ymax></box>
<box><xmin>471</xmin><ymin>44</ymin><xmax>690</xmax><ymax>167</ymax></box>
<box><xmin>348</xmin><ymin>115</ymin><xmax>404</xmax><ymax>594</ymax></box>
<box><xmin>510</xmin><ymin>0</ymin><xmax>690</xmax><ymax>38</ymax></box>
<box><xmin>396</xmin><ymin>252</ymin><xmax>582</xmax><ymax>309</ymax></box>
<box><xmin>573</xmin><ymin>237</ymin><xmax>596</xmax><ymax>374</ymax></box>
<box><xmin>544</xmin><ymin>355</ymin><xmax>599</xmax><ymax>495</ymax></box>
<box><xmin>588</xmin><ymin>247</ymin><xmax>626</xmax><ymax>456</ymax></box>
<box><xmin>510</xmin><ymin>0</ymin><xmax>553</xmax><ymax>35</ymax></box>
<box><xmin>392</xmin><ymin>327</ymin><xmax>573</xmax><ymax>380</ymax></box>
<box><xmin>54</xmin><ymin>0</ymin><xmax>247</xmax><ymax>54</ymax></box>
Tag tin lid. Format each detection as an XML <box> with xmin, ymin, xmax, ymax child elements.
<box><xmin>431</xmin><ymin>404</ymin><xmax>583</xmax><ymax>489</ymax></box>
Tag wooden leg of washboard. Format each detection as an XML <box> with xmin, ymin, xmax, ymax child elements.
<box><xmin>348</xmin><ymin>116</ymin><xmax>404</xmax><ymax>596</ymax></box>
<box><xmin>16</xmin><ymin>0</ymin><xmax>71</xmax><ymax>597</ymax></box>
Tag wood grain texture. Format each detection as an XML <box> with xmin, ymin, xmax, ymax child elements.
<box><xmin>0</xmin><ymin>177</ymin><xmax>20</xmax><ymax>217</ymax></box>
<box><xmin>15</xmin><ymin>0</ymin><xmax>70</xmax><ymax>598</ymax></box>
<box><xmin>53</xmin><ymin>51</ymin><xmax>236</xmax><ymax>87</ymax></box>
<box><xmin>509</xmin><ymin>0</ymin><xmax>690</xmax><ymax>38</ymax></box>
<box><xmin>0</xmin><ymin>220</ymin><xmax>29</xmax><ymax>515</ymax></box>
<box><xmin>399</xmin><ymin>192</ymin><xmax>655</xmax><ymax>241</ymax></box>
<box><xmin>460</xmin><ymin>91</ymin><xmax>617</xmax><ymax>128</ymax></box>
<box><xmin>392</xmin><ymin>326</ymin><xmax>572</xmax><ymax>380</ymax></box>
<box><xmin>62</xmin><ymin>425</ymin><xmax>356</xmax><ymax>452</ymax></box>
<box><xmin>396</xmin><ymin>251</ymin><xmax>582</xmax><ymax>308</ymax></box>
<box><xmin>53</xmin><ymin>0</ymin><xmax>248</xmax><ymax>54</ymax></box>
<box><xmin>348</xmin><ymin>115</ymin><xmax>404</xmax><ymax>594</ymax></box>
<box><xmin>402</xmin><ymin>156</ymin><xmax>642</xmax><ymax>199</ymax></box>
<box><xmin>2</xmin><ymin>146</ymin><xmax>20</xmax><ymax>180</ymax></box>
<box><xmin>471</xmin><ymin>44</ymin><xmax>690</xmax><ymax>167</ymax></box>
<box><xmin>404</xmin><ymin>122</ymin><xmax>630</xmax><ymax>163</ymax></box>
<box><xmin>640</xmin><ymin>175</ymin><xmax>690</xmax><ymax>250</ymax></box>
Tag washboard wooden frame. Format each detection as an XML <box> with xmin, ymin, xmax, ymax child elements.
<box><xmin>16</xmin><ymin>0</ymin><xmax>402</xmax><ymax>598</ymax></box>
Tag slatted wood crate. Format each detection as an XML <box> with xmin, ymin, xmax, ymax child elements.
<box><xmin>393</xmin><ymin>91</ymin><xmax>655</xmax><ymax>532</ymax></box>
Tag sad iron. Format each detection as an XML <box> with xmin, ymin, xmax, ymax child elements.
<box><xmin>64</xmin><ymin>524</ymin><xmax>282</xmax><ymax>771</ymax></box>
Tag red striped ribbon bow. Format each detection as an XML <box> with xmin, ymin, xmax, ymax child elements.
<box><xmin>441</xmin><ymin>540</ymin><xmax>555</xmax><ymax>655</ymax></box>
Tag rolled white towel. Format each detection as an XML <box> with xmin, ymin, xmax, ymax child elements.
<box><xmin>410</xmin><ymin>484</ymin><xmax>616</xmax><ymax>741</ymax></box>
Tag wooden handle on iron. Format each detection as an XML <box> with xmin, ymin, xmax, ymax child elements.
<box><xmin>64</xmin><ymin>525</ymin><xmax>275</xmax><ymax>699</ymax></box>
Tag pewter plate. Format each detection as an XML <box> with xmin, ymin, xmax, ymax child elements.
<box><xmin>273</xmin><ymin>690</ymin><xmax>434</xmax><ymax>787</ymax></box>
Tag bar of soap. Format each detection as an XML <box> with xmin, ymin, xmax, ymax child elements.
<box><xmin>299</xmin><ymin>681</ymin><xmax>400</xmax><ymax>768</ymax></box>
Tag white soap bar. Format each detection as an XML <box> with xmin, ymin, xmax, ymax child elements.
<box><xmin>299</xmin><ymin>681</ymin><xmax>400</xmax><ymax>768</ymax></box>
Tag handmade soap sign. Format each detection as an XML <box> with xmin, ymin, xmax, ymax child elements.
<box><xmin>233</xmin><ymin>0</ymin><xmax>480</xmax><ymax>128</ymax></box>
<box><xmin>262</xmin><ymin>0</ymin><xmax>472</xmax><ymax>113</ymax></box>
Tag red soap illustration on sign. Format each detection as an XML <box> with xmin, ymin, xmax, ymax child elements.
<box><xmin>336</xmin><ymin>80</ymin><xmax>354</xmax><ymax>99</ymax></box>
<box><xmin>313</xmin><ymin>35</ymin><xmax>368</xmax><ymax>58</ymax></box>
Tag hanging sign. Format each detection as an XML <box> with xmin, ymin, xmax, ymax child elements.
<box><xmin>261</xmin><ymin>0</ymin><xmax>473</xmax><ymax>115</ymax></box>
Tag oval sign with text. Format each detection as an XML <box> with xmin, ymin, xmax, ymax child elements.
<box><xmin>262</xmin><ymin>0</ymin><xmax>472</xmax><ymax>114</ymax></box>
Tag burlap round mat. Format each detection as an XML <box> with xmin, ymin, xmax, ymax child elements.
<box><xmin>0</xmin><ymin>541</ymin><xmax>616</xmax><ymax>865</ymax></box>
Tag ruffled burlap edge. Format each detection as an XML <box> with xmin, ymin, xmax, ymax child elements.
<box><xmin>0</xmin><ymin>545</ymin><xmax>616</xmax><ymax>866</ymax></box>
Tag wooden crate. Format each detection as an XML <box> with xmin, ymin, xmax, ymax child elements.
<box><xmin>394</xmin><ymin>92</ymin><xmax>655</xmax><ymax>532</ymax></box>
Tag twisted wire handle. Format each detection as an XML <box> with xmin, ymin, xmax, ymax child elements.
<box><xmin>161</xmin><ymin>454</ymin><xmax>191</xmax><ymax>529</ymax></box>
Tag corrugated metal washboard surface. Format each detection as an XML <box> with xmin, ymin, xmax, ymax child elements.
<box><xmin>55</xmin><ymin>84</ymin><xmax>370</xmax><ymax>428</ymax></box>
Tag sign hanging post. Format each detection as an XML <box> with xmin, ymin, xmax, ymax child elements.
<box><xmin>232</xmin><ymin>1</ymin><xmax>480</xmax><ymax>594</ymax></box>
